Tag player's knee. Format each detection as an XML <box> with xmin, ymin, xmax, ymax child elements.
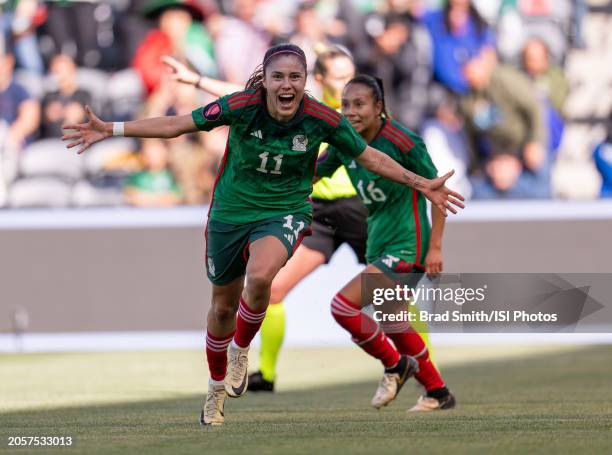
<box><xmin>210</xmin><ymin>301</ymin><xmax>236</xmax><ymax>323</ymax></box>
<box><xmin>245</xmin><ymin>269</ymin><xmax>275</xmax><ymax>296</ymax></box>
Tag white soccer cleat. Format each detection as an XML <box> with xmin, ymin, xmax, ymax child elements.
<box><xmin>371</xmin><ymin>355</ymin><xmax>418</xmax><ymax>409</ymax></box>
<box><xmin>408</xmin><ymin>392</ymin><xmax>456</xmax><ymax>412</ymax></box>
<box><xmin>372</xmin><ymin>373</ymin><xmax>399</xmax><ymax>409</ymax></box>
<box><xmin>225</xmin><ymin>342</ymin><xmax>249</xmax><ymax>397</ymax></box>
<box><xmin>200</xmin><ymin>380</ymin><xmax>226</xmax><ymax>426</ymax></box>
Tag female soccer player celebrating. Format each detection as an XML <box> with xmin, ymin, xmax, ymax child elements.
<box><xmin>251</xmin><ymin>46</ymin><xmax>369</xmax><ymax>391</ymax></box>
<box><xmin>164</xmin><ymin>46</ymin><xmax>368</xmax><ymax>392</ymax></box>
<box><xmin>62</xmin><ymin>44</ymin><xmax>463</xmax><ymax>426</ymax></box>
<box><xmin>316</xmin><ymin>75</ymin><xmax>456</xmax><ymax>411</ymax></box>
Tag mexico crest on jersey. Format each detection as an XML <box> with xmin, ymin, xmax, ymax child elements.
<box><xmin>292</xmin><ymin>135</ymin><xmax>308</xmax><ymax>151</ymax></box>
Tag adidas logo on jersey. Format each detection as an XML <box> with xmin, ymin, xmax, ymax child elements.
<box><xmin>250</xmin><ymin>130</ymin><xmax>263</xmax><ymax>139</ymax></box>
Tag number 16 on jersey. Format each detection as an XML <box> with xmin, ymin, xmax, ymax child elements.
<box><xmin>356</xmin><ymin>180</ymin><xmax>386</xmax><ymax>204</ymax></box>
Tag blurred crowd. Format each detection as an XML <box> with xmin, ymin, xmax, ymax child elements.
<box><xmin>0</xmin><ymin>0</ymin><xmax>610</xmax><ymax>208</ymax></box>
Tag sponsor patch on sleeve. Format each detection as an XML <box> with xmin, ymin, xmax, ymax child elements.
<box><xmin>202</xmin><ymin>102</ymin><xmax>222</xmax><ymax>121</ymax></box>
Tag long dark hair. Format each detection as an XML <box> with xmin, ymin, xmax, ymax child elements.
<box><xmin>345</xmin><ymin>74</ymin><xmax>390</xmax><ymax>119</ymax></box>
<box><xmin>245</xmin><ymin>43</ymin><xmax>308</xmax><ymax>90</ymax></box>
<box><xmin>443</xmin><ymin>0</ymin><xmax>488</xmax><ymax>37</ymax></box>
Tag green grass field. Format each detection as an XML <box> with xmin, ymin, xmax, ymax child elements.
<box><xmin>1</xmin><ymin>344</ymin><xmax>611</xmax><ymax>454</ymax></box>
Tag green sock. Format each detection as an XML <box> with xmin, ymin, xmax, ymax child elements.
<box><xmin>259</xmin><ymin>301</ymin><xmax>286</xmax><ymax>382</ymax></box>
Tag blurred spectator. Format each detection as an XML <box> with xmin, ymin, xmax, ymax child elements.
<box><xmin>124</xmin><ymin>138</ymin><xmax>182</xmax><ymax>207</ymax></box>
<box><xmin>248</xmin><ymin>0</ymin><xmax>300</xmax><ymax>39</ymax></box>
<box><xmin>568</xmin><ymin>0</ymin><xmax>587</xmax><ymax>49</ymax></box>
<box><xmin>112</xmin><ymin>0</ymin><xmax>157</xmax><ymax>70</ymax></box>
<box><xmin>39</xmin><ymin>0</ymin><xmax>102</xmax><ymax>68</ymax></box>
<box><xmin>0</xmin><ymin>0</ymin><xmax>45</xmax><ymax>74</ymax></box>
<box><xmin>0</xmin><ymin>43</ymin><xmax>40</xmax><ymax>207</ymax></box>
<box><xmin>358</xmin><ymin>3</ymin><xmax>432</xmax><ymax>130</ymax></box>
<box><xmin>422</xmin><ymin>87</ymin><xmax>472</xmax><ymax>199</ymax></box>
<box><xmin>40</xmin><ymin>53</ymin><xmax>91</xmax><ymax>138</ymax></box>
<box><xmin>0</xmin><ymin>47</ymin><xmax>40</xmax><ymax>148</ymax></box>
<box><xmin>144</xmin><ymin>73</ymin><xmax>215</xmax><ymax>205</ymax></box>
<box><xmin>210</xmin><ymin>0</ymin><xmax>270</xmax><ymax>84</ymax></box>
<box><xmin>403</xmin><ymin>0</ymin><xmax>429</xmax><ymax>21</ymax></box>
<box><xmin>460</xmin><ymin>53</ymin><xmax>550</xmax><ymax>199</ymax></box>
<box><xmin>423</xmin><ymin>0</ymin><xmax>495</xmax><ymax>94</ymax></box>
<box><xmin>496</xmin><ymin>0</ymin><xmax>574</xmax><ymax>65</ymax></box>
<box><xmin>312</xmin><ymin>44</ymin><xmax>355</xmax><ymax>109</ymax></box>
<box><xmin>521</xmin><ymin>37</ymin><xmax>567</xmax><ymax>156</ymax></box>
<box><xmin>133</xmin><ymin>0</ymin><xmax>218</xmax><ymax>94</ymax></box>
<box><xmin>336</xmin><ymin>0</ymin><xmax>376</xmax><ymax>52</ymax></box>
<box><xmin>288</xmin><ymin>1</ymin><xmax>331</xmax><ymax>76</ymax></box>
<box><xmin>593</xmin><ymin>113</ymin><xmax>612</xmax><ymax>198</ymax></box>
<box><xmin>522</xmin><ymin>37</ymin><xmax>567</xmax><ymax>115</ymax></box>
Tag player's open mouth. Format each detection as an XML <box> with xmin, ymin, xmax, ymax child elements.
<box><xmin>278</xmin><ymin>93</ymin><xmax>295</xmax><ymax>108</ymax></box>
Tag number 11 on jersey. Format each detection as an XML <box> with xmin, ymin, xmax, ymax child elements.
<box><xmin>257</xmin><ymin>152</ymin><xmax>284</xmax><ymax>174</ymax></box>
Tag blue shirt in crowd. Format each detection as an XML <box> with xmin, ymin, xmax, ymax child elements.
<box><xmin>0</xmin><ymin>79</ymin><xmax>30</xmax><ymax>125</ymax></box>
<box><xmin>423</xmin><ymin>10</ymin><xmax>495</xmax><ymax>94</ymax></box>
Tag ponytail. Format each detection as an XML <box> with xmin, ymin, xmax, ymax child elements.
<box><xmin>245</xmin><ymin>64</ymin><xmax>265</xmax><ymax>91</ymax></box>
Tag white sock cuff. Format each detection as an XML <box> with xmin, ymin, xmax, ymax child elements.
<box><xmin>230</xmin><ymin>339</ymin><xmax>249</xmax><ymax>350</ymax></box>
<box><xmin>209</xmin><ymin>378</ymin><xmax>224</xmax><ymax>386</ymax></box>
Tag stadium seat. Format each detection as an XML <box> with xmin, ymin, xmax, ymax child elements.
<box><xmin>18</xmin><ymin>139</ymin><xmax>84</xmax><ymax>181</ymax></box>
<box><xmin>105</xmin><ymin>69</ymin><xmax>145</xmax><ymax>121</ymax></box>
<box><xmin>8</xmin><ymin>177</ymin><xmax>72</xmax><ymax>208</ymax></box>
<box><xmin>73</xmin><ymin>137</ymin><xmax>137</xmax><ymax>207</ymax></box>
<box><xmin>81</xmin><ymin>137</ymin><xmax>137</xmax><ymax>176</ymax></box>
<box><xmin>71</xmin><ymin>179</ymin><xmax>124</xmax><ymax>207</ymax></box>
<box><xmin>7</xmin><ymin>139</ymin><xmax>84</xmax><ymax>208</ymax></box>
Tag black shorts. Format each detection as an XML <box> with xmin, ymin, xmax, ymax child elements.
<box><xmin>301</xmin><ymin>196</ymin><xmax>368</xmax><ymax>264</ymax></box>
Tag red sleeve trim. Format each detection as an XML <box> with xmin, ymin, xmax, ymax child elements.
<box><xmin>228</xmin><ymin>90</ymin><xmax>262</xmax><ymax>110</ymax></box>
<box><xmin>387</xmin><ymin>122</ymin><xmax>415</xmax><ymax>147</ymax></box>
<box><xmin>305</xmin><ymin>98</ymin><xmax>341</xmax><ymax>119</ymax></box>
<box><xmin>304</xmin><ymin>98</ymin><xmax>341</xmax><ymax>126</ymax></box>
<box><xmin>304</xmin><ymin>108</ymin><xmax>339</xmax><ymax>126</ymax></box>
<box><xmin>230</xmin><ymin>99</ymin><xmax>262</xmax><ymax>110</ymax></box>
<box><xmin>380</xmin><ymin>131</ymin><xmax>409</xmax><ymax>152</ymax></box>
<box><xmin>381</xmin><ymin>121</ymin><xmax>415</xmax><ymax>152</ymax></box>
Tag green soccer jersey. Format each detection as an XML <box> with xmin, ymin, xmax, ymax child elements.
<box><xmin>191</xmin><ymin>89</ymin><xmax>367</xmax><ymax>224</ymax></box>
<box><xmin>316</xmin><ymin>119</ymin><xmax>438</xmax><ymax>264</ymax></box>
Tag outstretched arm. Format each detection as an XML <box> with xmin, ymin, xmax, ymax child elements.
<box><xmin>355</xmin><ymin>145</ymin><xmax>465</xmax><ymax>215</ymax></box>
<box><xmin>62</xmin><ymin>106</ymin><xmax>198</xmax><ymax>154</ymax></box>
<box><xmin>162</xmin><ymin>56</ymin><xmax>242</xmax><ymax>97</ymax></box>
